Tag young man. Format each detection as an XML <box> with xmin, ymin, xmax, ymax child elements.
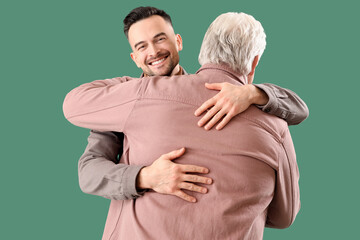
<box><xmin>76</xmin><ymin>7</ymin><xmax>308</xmax><ymax>203</ymax></box>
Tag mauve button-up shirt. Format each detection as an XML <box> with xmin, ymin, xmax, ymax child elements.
<box><xmin>63</xmin><ymin>64</ymin><xmax>300</xmax><ymax>240</ymax></box>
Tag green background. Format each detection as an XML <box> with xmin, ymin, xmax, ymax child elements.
<box><xmin>1</xmin><ymin>0</ymin><xmax>359</xmax><ymax>239</ymax></box>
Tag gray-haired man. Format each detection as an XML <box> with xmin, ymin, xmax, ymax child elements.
<box><xmin>64</xmin><ymin>11</ymin><xmax>302</xmax><ymax>239</ymax></box>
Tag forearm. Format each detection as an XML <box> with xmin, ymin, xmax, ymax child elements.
<box><xmin>79</xmin><ymin>156</ymin><xmax>144</xmax><ymax>200</ymax></box>
<box><xmin>247</xmin><ymin>84</ymin><xmax>268</xmax><ymax>106</ymax></box>
<box><xmin>78</xmin><ymin>130</ymin><xmax>145</xmax><ymax>200</ymax></box>
<box><xmin>254</xmin><ymin>83</ymin><xmax>309</xmax><ymax>125</ymax></box>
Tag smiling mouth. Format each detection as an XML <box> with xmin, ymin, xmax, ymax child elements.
<box><xmin>148</xmin><ymin>56</ymin><xmax>168</xmax><ymax>66</ymax></box>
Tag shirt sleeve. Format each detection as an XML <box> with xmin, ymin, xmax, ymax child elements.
<box><xmin>78</xmin><ymin>130</ymin><xmax>146</xmax><ymax>200</ymax></box>
<box><xmin>63</xmin><ymin>76</ymin><xmax>143</xmax><ymax>132</ymax></box>
<box><xmin>265</xmin><ymin>128</ymin><xmax>301</xmax><ymax>228</ymax></box>
<box><xmin>254</xmin><ymin>83</ymin><xmax>309</xmax><ymax>125</ymax></box>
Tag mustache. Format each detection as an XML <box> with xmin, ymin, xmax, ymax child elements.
<box><xmin>146</xmin><ymin>53</ymin><xmax>169</xmax><ymax>64</ymax></box>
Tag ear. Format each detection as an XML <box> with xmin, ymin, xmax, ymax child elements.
<box><xmin>130</xmin><ymin>52</ymin><xmax>140</xmax><ymax>68</ymax></box>
<box><xmin>248</xmin><ymin>55</ymin><xmax>259</xmax><ymax>76</ymax></box>
<box><xmin>247</xmin><ymin>55</ymin><xmax>259</xmax><ymax>84</ymax></box>
<box><xmin>175</xmin><ymin>34</ymin><xmax>183</xmax><ymax>52</ymax></box>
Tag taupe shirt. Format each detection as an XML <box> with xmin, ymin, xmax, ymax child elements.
<box><xmin>63</xmin><ymin>64</ymin><xmax>301</xmax><ymax>239</ymax></box>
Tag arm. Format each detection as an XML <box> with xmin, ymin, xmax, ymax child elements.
<box><xmin>266</xmin><ymin>128</ymin><xmax>300</xmax><ymax>228</ymax></box>
<box><xmin>255</xmin><ymin>83</ymin><xmax>309</xmax><ymax>125</ymax></box>
<box><xmin>195</xmin><ymin>82</ymin><xmax>309</xmax><ymax>130</ymax></box>
<box><xmin>65</xmin><ymin>77</ymin><xmax>213</xmax><ymax>202</ymax></box>
<box><xmin>79</xmin><ymin>131</ymin><xmax>212</xmax><ymax>202</ymax></box>
<box><xmin>66</xmin><ymin>77</ymin><xmax>146</xmax><ymax>199</ymax></box>
<box><xmin>63</xmin><ymin>76</ymin><xmax>141</xmax><ymax>131</ymax></box>
<box><xmin>78</xmin><ymin>130</ymin><xmax>145</xmax><ymax>200</ymax></box>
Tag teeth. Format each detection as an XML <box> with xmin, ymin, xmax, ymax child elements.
<box><xmin>150</xmin><ymin>57</ymin><xmax>166</xmax><ymax>65</ymax></box>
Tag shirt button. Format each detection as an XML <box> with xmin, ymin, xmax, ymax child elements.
<box><xmin>281</xmin><ymin>111</ymin><xmax>288</xmax><ymax>118</ymax></box>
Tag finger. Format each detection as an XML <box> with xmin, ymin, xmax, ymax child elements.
<box><xmin>162</xmin><ymin>147</ymin><xmax>186</xmax><ymax>160</ymax></box>
<box><xmin>197</xmin><ymin>105</ymin><xmax>221</xmax><ymax>127</ymax></box>
<box><xmin>174</xmin><ymin>190</ymin><xmax>197</xmax><ymax>203</ymax></box>
<box><xmin>205</xmin><ymin>82</ymin><xmax>223</xmax><ymax>90</ymax></box>
<box><xmin>216</xmin><ymin>112</ymin><xmax>235</xmax><ymax>130</ymax></box>
<box><xmin>204</xmin><ymin>109</ymin><xmax>227</xmax><ymax>130</ymax></box>
<box><xmin>194</xmin><ymin>98</ymin><xmax>216</xmax><ymax>116</ymax></box>
<box><xmin>180</xmin><ymin>164</ymin><xmax>209</xmax><ymax>174</ymax></box>
<box><xmin>182</xmin><ymin>174</ymin><xmax>213</xmax><ymax>185</ymax></box>
<box><xmin>179</xmin><ymin>182</ymin><xmax>208</xmax><ymax>194</ymax></box>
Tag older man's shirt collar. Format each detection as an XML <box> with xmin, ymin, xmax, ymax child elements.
<box><xmin>196</xmin><ymin>63</ymin><xmax>247</xmax><ymax>85</ymax></box>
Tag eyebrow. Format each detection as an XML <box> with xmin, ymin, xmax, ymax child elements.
<box><xmin>153</xmin><ymin>32</ymin><xmax>167</xmax><ymax>39</ymax></box>
<box><xmin>134</xmin><ymin>41</ymin><xmax>145</xmax><ymax>50</ymax></box>
<box><xmin>133</xmin><ymin>32</ymin><xmax>167</xmax><ymax>49</ymax></box>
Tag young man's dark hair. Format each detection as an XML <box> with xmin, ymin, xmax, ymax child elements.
<box><xmin>123</xmin><ymin>6</ymin><xmax>173</xmax><ymax>39</ymax></box>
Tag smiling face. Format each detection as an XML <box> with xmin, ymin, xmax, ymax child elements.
<box><xmin>128</xmin><ymin>15</ymin><xmax>183</xmax><ymax>76</ymax></box>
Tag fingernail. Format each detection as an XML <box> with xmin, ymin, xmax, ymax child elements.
<box><xmin>202</xmin><ymin>188</ymin><xmax>207</xmax><ymax>193</ymax></box>
<box><xmin>204</xmin><ymin>169</ymin><xmax>209</xmax><ymax>173</ymax></box>
<box><xmin>192</xmin><ymin>198</ymin><xmax>196</xmax><ymax>203</ymax></box>
<box><xmin>207</xmin><ymin>179</ymin><xmax>212</xmax><ymax>184</ymax></box>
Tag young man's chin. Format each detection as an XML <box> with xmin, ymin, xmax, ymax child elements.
<box><xmin>147</xmin><ymin>65</ymin><xmax>173</xmax><ymax>76</ymax></box>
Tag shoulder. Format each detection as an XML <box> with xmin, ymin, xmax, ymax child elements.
<box><xmin>239</xmin><ymin>106</ymin><xmax>289</xmax><ymax>143</ymax></box>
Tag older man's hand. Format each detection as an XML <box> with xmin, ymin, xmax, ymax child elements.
<box><xmin>194</xmin><ymin>82</ymin><xmax>269</xmax><ymax>130</ymax></box>
<box><xmin>136</xmin><ymin>148</ymin><xmax>212</xmax><ymax>203</ymax></box>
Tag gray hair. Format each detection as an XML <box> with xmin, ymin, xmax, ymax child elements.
<box><xmin>198</xmin><ymin>12</ymin><xmax>266</xmax><ymax>75</ymax></box>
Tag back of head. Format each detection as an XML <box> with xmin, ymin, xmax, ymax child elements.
<box><xmin>123</xmin><ymin>6</ymin><xmax>173</xmax><ymax>38</ymax></box>
<box><xmin>198</xmin><ymin>12</ymin><xmax>266</xmax><ymax>76</ymax></box>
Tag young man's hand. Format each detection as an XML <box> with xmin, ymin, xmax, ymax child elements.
<box><xmin>136</xmin><ymin>148</ymin><xmax>213</xmax><ymax>203</ymax></box>
<box><xmin>195</xmin><ymin>82</ymin><xmax>268</xmax><ymax>130</ymax></box>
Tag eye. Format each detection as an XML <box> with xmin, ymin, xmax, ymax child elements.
<box><xmin>157</xmin><ymin>37</ymin><xmax>166</xmax><ymax>42</ymax></box>
<box><xmin>137</xmin><ymin>45</ymin><xmax>145</xmax><ymax>51</ymax></box>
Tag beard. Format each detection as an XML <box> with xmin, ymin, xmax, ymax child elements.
<box><xmin>144</xmin><ymin>52</ymin><xmax>179</xmax><ymax>76</ymax></box>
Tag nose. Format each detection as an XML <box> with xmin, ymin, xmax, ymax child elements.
<box><xmin>147</xmin><ymin>43</ymin><xmax>160</xmax><ymax>57</ymax></box>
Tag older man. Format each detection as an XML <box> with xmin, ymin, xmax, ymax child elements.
<box><xmin>64</xmin><ymin>12</ymin><xmax>301</xmax><ymax>239</ymax></box>
<box><xmin>77</xmin><ymin>7</ymin><xmax>307</xmax><ymax>204</ymax></box>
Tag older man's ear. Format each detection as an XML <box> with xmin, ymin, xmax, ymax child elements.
<box><xmin>247</xmin><ymin>55</ymin><xmax>259</xmax><ymax>84</ymax></box>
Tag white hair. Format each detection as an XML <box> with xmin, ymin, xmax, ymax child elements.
<box><xmin>198</xmin><ymin>12</ymin><xmax>266</xmax><ymax>75</ymax></box>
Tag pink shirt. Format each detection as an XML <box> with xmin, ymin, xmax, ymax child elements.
<box><xmin>63</xmin><ymin>64</ymin><xmax>300</xmax><ymax>240</ymax></box>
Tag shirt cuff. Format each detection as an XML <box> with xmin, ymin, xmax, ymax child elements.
<box><xmin>123</xmin><ymin>165</ymin><xmax>147</xmax><ymax>199</ymax></box>
<box><xmin>253</xmin><ymin>83</ymin><xmax>278</xmax><ymax>115</ymax></box>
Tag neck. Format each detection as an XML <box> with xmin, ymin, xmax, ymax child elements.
<box><xmin>247</xmin><ymin>73</ymin><xmax>254</xmax><ymax>84</ymax></box>
<box><xmin>169</xmin><ymin>64</ymin><xmax>181</xmax><ymax>76</ymax></box>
